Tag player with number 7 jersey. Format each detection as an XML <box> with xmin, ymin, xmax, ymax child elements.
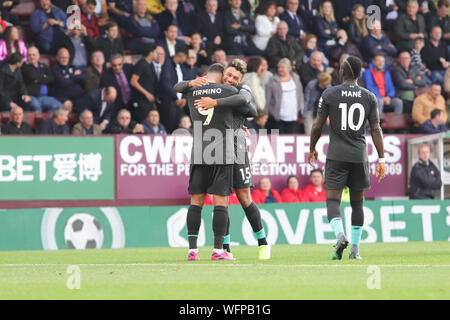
<box><xmin>309</xmin><ymin>56</ymin><xmax>386</xmax><ymax>261</ymax></box>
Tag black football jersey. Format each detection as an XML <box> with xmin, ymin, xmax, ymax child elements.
<box><xmin>317</xmin><ymin>83</ymin><xmax>379</xmax><ymax>163</ymax></box>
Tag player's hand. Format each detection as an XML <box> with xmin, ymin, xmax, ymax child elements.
<box><xmin>308</xmin><ymin>150</ymin><xmax>318</xmax><ymax>168</ymax></box>
<box><xmin>189</xmin><ymin>76</ymin><xmax>207</xmax><ymax>87</ymax></box>
<box><xmin>375</xmin><ymin>162</ymin><xmax>386</xmax><ymax>183</ymax></box>
<box><xmin>194</xmin><ymin>97</ymin><xmax>217</xmax><ymax>110</ymax></box>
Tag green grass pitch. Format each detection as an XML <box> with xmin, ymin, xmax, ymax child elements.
<box><xmin>0</xmin><ymin>242</ymin><xmax>449</xmax><ymax>299</ymax></box>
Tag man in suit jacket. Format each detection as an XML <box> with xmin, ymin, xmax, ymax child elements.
<box><xmin>224</xmin><ymin>0</ymin><xmax>257</xmax><ymax>55</ymax></box>
<box><xmin>197</xmin><ymin>0</ymin><xmax>226</xmax><ymax>54</ymax></box>
<box><xmin>158</xmin><ymin>45</ymin><xmax>188</xmax><ymax>133</ymax></box>
<box><xmin>155</xmin><ymin>0</ymin><xmax>195</xmax><ymax>41</ymax></box>
<box><xmin>72</xmin><ymin>109</ymin><xmax>103</xmax><ymax>135</ymax></box>
<box><xmin>279</xmin><ymin>0</ymin><xmax>308</xmax><ymax>40</ymax></box>
<box><xmin>158</xmin><ymin>24</ymin><xmax>186</xmax><ymax>58</ymax></box>
<box><xmin>74</xmin><ymin>87</ymin><xmax>117</xmax><ymax>131</ymax></box>
<box><xmin>100</xmin><ymin>53</ymin><xmax>133</xmax><ymax>111</ymax></box>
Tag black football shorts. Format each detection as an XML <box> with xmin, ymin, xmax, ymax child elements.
<box><xmin>324</xmin><ymin>159</ymin><xmax>371</xmax><ymax>191</ymax></box>
<box><xmin>188</xmin><ymin>164</ymin><xmax>234</xmax><ymax>196</ymax></box>
<box><xmin>233</xmin><ymin>152</ymin><xmax>254</xmax><ymax>189</ymax></box>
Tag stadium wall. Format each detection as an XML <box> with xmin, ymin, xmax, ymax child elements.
<box><xmin>0</xmin><ymin>201</ymin><xmax>448</xmax><ymax>251</ymax></box>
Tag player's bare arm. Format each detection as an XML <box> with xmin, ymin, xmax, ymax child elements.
<box><xmin>173</xmin><ymin>76</ymin><xmax>208</xmax><ymax>94</ymax></box>
<box><xmin>370</xmin><ymin>122</ymin><xmax>386</xmax><ymax>183</ymax></box>
<box><xmin>194</xmin><ymin>87</ymin><xmax>251</xmax><ymax>111</ymax></box>
<box><xmin>309</xmin><ymin>114</ymin><xmax>327</xmax><ymax>167</ymax></box>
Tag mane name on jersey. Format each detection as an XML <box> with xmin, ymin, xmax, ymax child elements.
<box><xmin>341</xmin><ymin>90</ymin><xmax>361</xmax><ymax>98</ymax></box>
<box><xmin>192</xmin><ymin>88</ymin><xmax>223</xmax><ymax>97</ymax></box>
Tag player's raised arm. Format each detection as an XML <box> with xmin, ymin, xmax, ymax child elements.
<box><xmin>173</xmin><ymin>76</ymin><xmax>208</xmax><ymax>93</ymax></box>
<box><xmin>194</xmin><ymin>86</ymin><xmax>250</xmax><ymax>111</ymax></box>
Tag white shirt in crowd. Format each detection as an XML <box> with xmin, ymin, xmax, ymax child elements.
<box><xmin>253</xmin><ymin>15</ymin><xmax>280</xmax><ymax>51</ymax></box>
<box><xmin>278</xmin><ymin>78</ymin><xmax>298</xmax><ymax>122</ymax></box>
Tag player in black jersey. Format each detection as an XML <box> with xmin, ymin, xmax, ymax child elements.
<box><xmin>308</xmin><ymin>56</ymin><xmax>386</xmax><ymax>260</ymax></box>
<box><xmin>178</xmin><ymin>63</ymin><xmax>243</xmax><ymax>261</ymax></box>
<box><xmin>175</xmin><ymin>60</ymin><xmax>270</xmax><ymax>260</ymax></box>
<box><xmin>194</xmin><ymin>60</ymin><xmax>271</xmax><ymax>260</ymax></box>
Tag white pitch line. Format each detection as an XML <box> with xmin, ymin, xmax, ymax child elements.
<box><xmin>0</xmin><ymin>263</ymin><xmax>449</xmax><ymax>268</ymax></box>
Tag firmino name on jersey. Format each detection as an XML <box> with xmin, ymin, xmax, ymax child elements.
<box><xmin>192</xmin><ymin>88</ymin><xmax>223</xmax><ymax>97</ymax></box>
<box><xmin>342</xmin><ymin>90</ymin><xmax>361</xmax><ymax>97</ymax></box>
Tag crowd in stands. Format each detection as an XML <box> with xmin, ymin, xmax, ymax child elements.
<box><xmin>0</xmin><ymin>0</ymin><xmax>448</xmax><ymax>137</ymax></box>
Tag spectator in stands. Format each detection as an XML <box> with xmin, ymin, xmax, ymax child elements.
<box><xmin>281</xmin><ymin>175</ymin><xmax>304</xmax><ymax>202</ymax></box>
<box><xmin>142</xmin><ymin>109</ymin><xmax>167</xmax><ymax>134</ymax></box>
<box><xmin>22</xmin><ymin>46</ymin><xmax>65</xmax><ymax>113</ymax></box>
<box><xmin>211</xmin><ymin>48</ymin><xmax>227</xmax><ymax>67</ymax></box>
<box><xmin>426</xmin><ymin>0</ymin><xmax>449</xmax><ymax>49</ymax></box>
<box><xmin>410</xmin><ymin>37</ymin><xmax>432</xmax><ymax>85</ymax></box>
<box><xmin>30</xmin><ymin>0</ymin><xmax>67</xmax><ymax>54</ymax></box>
<box><xmin>107</xmin><ymin>0</ymin><xmax>133</xmax><ymax>26</ymax></box>
<box><xmin>408</xmin><ymin>143</ymin><xmax>442</xmax><ymax>199</ymax></box>
<box><xmin>279</xmin><ymin>0</ymin><xmax>307</xmax><ymax>40</ymax></box>
<box><xmin>152</xmin><ymin>45</ymin><xmax>165</xmax><ymax>84</ymax></box>
<box><xmin>395</xmin><ymin>0</ymin><xmax>427</xmax><ymax>52</ymax></box>
<box><xmin>0</xmin><ymin>26</ymin><xmax>27</xmax><ymax>62</ymax></box>
<box><xmin>189</xmin><ymin>33</ymin><xmax>210</xmax><ymax>67</ymax></box>
<box><xmin>159</xmin><ymin>24</ymin><xmax>185</xmax><ymax>58</ymax></box>
<box><xmin>302</xmin><ymin>169</ymin><xmax>326</xmax><ymax>202</ymax></box>
<box><xmin>81</xmin><ymin>0</ymin><xmax>100</xmax><ymax>39</ymax></box>
<box><xmin>298</xmin><ymin>0</ymin><xmax>321</xmax><ymax>31</ymax></box>
<box><xmin>57</xmin><ymin>24</ymin><xmax>95</xmax><ymax>70</ymax></box>
<box><xmin>346</xmin><ymin>4</ymin><xmax>368</xmax><ymax>50</ymax></box>
<box><xmin>247</xmin><ymin>109</ymin><xmax>268</xmax><ymax>133</ymax></box>
<box><xmin>224</xmin><ymin>0</ymin><xmax>257</xmax><ymax>55</ymax></box>
<box><xmin>51</xmin><ymin>47</ymin><xmax>84</xmax><ymax>104</ymax></box>
<box><xmin>159</xmin><ymin>45</ymin><xmax>188</xmax><ymax>132</ymax></box>
<box><xmin>184</xmin><ymin>49</ymin><xmax>198</xmax><ymax>80</ymax></box>
<box><xmin>104</xmin><ymin>108</ymin><xmax>145</xmax><ymax>133</ymax></box>
<box><xmin>97</xmin><ymin>12</ymin><xmax>110</xmax><ymax>36</ymax></box>
<box><xmin>72</xmin><ymin>109</ymin><xmax>103</xmax><ymax>135</ymax></box>
<box><xmin>266</xmin><ymin>21</ymin><xmax>304</xmax><ymax>70</ymax></box>
<box><xmin>363</xmin><ymin>19</ymin><xmax>398</xmax><ymax>66</ymax></box>
<box><xmin>197</xmin><ymin>0</ymin><xmax>225</xmax><ymax>56</ymax></box>
<box><xmin>74</xmin><ymin>86</ymin><xmax>116</xmax><ymax>131</ymax></box>
<box><xmin>297</xmin><ymin>50</ymin><xmax>324</xmax><ymax>88</ymax></box>
<box><xmin>332</xmin><ymin>0</ymin><xmax>372</xmax><ymax>28</ymax></box>
<box><xmin>373</xmin><ymin>0</ymin><xmax>400</xmax><ymax>31</ymax></box>
<box><xmin>314</xmin><ymin>1</ymin><xmax>338</xmax><ymax>55</ymax></box>
<box><xmin>362</xmin><ymin>54</ymin><xmax>404</xmax><ymax>114</ymax></box>
<box><xmin>265</xmin><ymin>58</ymin><xmax>304</xmax><ymax>134</ymax></box>
<box><xmin>39</xmin><ymin>106</ymin><xmax>70</xmax><ymax>134</ymax></box>
<box><xmin>0</xmin><ymin>0</ymin><xmax>19</xmax><ymax>26</ymax></box>
<box><xmin>84</xmin><ymin>50</ymin><xmax>105</xmax><ymax>92</ymax></box>
<box><xmin>392</xmin><ymin>51</ymin><xmax>427</xmax><ymax>113</ymax></box>
<box><xmin>176</xmin><ymin>114</ymin><xmax>192</xmax><ymax>133</ymax></box>
<box><xmin>418</xmin><ymin>108</ymin><xmax>448</xmax><ymax>133</ymax></box>
<box><xmin>301</xmin><ymin>33</ymin><xmax>328</xmax><ymax>68</ymax></box>
<box><xmin>303</xmin><ymin>72</ymin><xmax>331</xmax><ymax>135</ymax></box>
<box><xmin>329</xmin><ymin>29</ymin><xmax>363</xmax><ymax>66</ymax></box>
<box><xmin>422</xmin><ymin>26</ymin><xmax>450</xmax><ymax>85</ymax></box>
<box><xmin>155</xmin><ymin>0</ymin><xmax>194</xmax><ymax>43</ymax></box>
<box><xmin>412</xmin><ymin>83</ymin><xmax>447</xmax><ymax>128</ymax></box>
<box><xmin>100</xmin><ymin>53</ymin><xmax>133</xmax><ymax>110</ymax></box>
<box><xmin>1</xmin><ymin>106</ymin><xmax>33</xmax><ymax>135</ymax></box>
<box><xmin>252</xmin><ymin>177</ymin><xmax>282</xmax><ymax>204</ymax></box>
<box><xmin>0</xmin><ymin>53</ymin><xmax>31</xmax><ymax>112</ymax></box>
<box><xmin>124</xmin><ymin>0</ymin><xmax>160</xmax><ymax>54</ymax></box>
<box><xmin>242</xmin><ymin>57</ymin><xmax>271</xmax><ymax>111</ymax></box>
<box><xmin>96</xmin><ymin>21</ymin><xmax>124</xmax><ymax>63</ymax></box>
<box><xmin>130</xmin><ymin>43</ymin><xmax>158</xmax><ymax>123</ymax></box>
<box><xmin>252</xmin><ymin>1</ymin><xmax>279</xmax><ymax>53</ymax></box>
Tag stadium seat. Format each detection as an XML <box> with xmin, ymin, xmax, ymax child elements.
<box><xmin>10</xmin><ymin>0</ymin><xmax>36</xmax><ymax>17</ymax></box>
<box><xmin>39</xmin><ymin>55</ymin><xmax>56</xmax><ymax>67</ymax></box>
<box><xmin>380</xmin><ymin>113</ymin><xmax>411</xmax><ymax>131</ymax></box>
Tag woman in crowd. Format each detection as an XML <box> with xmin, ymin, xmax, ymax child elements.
<box><xmin>346</xmin><ymin>4</ymin><xmax>368</xmax><ymax>50</ymax></box>
<box><xmin>265</xmin><ymin>58</ymin><xmax>304</xmax><ymax>134</ymax></box>
<box><xmin>302</xmin><ymin>34</ymin><xmax>328</xmax><ymax>68</ymax></box>
<box><xmin>252</xmin><ymin>1</ymin><xmax>280</xmax><ymax>53</ymax></box>
<box><xmin>242</xmin><ymin>56</ymin><xmax>272</xmax><ymax>111</ymax></box>
<box><xmin>0</xmin><ymin>26</ymin><xmax>27</xmax><ymax>62</ymax></box>
<box><xmin>281</xmin><ymin>176</ymin><xmax>304</xmax><ymax>203</ymax></box>
<box><xmin>314</xmin><ymin>1</ymin><xmax>339</xmax><ymax>55</ymax></box>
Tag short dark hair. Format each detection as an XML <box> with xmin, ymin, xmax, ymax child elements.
<box><xmin>286</xmin><ymin>175</ymin><xmax>298</xmax><ymax>186</ymax></box>
<box><xmin>207</xmin><ymin>63</ymin><xmax>225</xmax><ymax>75</ymax></box>
<box><xmin>431</xmin><ymin>82</ymin><xmax>442</xmax><ymax>88</ymax></box>
<box><xmin>175</xmin><ymin>44</ymin><xmax>188</xmax><ymax>56</ymax></box>
<box><xmin>142</xmin><ymin>43</ymin><xmax>157</xmax><ymax>57</ymax></box>
<box><xmin>438</xmin><ymin>0</ymin><xmax>449</xmax><ymax>8</ymax></box>
<box><xmin>430</xmin><ymin>109</ymin><xmax>442</xmax><ymax>119</ymax></box>
<box><xmin>6</xmin><ymin>52</ymin><xmax>24</xmax><ymax>65</ymax></box>
<box><xmin>310</xmin><ymin>169</ymin><xmax>323</xmax><ymax>176</ymax></box>
<box><xmin>247</xmin><ymin>57</ymin><xmax>263</xmax><ymax>73</ymax></box>
<box><xmin>106</xmin><ymin>21</ymin><xmax>118</xmax><ymax>30</ymax></box>
<box><xmin>342</xmin><ymin>55</ymin><xmax>363</xmax><ymax>80</ymax></box>
<box><xmin>86</xmin><ymin>0</ymin><xmax>96</xmax><ymax>6</ymax></box>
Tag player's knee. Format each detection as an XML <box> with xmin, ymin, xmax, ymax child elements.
<box><xmin>190</xmin><ymin>194</ymin><xmax>205</xmax><ymax>207</ymax></box>
<box><xmin>213</xmin><ymin>195</ymin><xmax>228</xmax><ymax>207</ymax></box>
<box><xmin>236</xmin><ymin>188</ymin><xmax>252</xmax><ymax>208</ymax></box>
